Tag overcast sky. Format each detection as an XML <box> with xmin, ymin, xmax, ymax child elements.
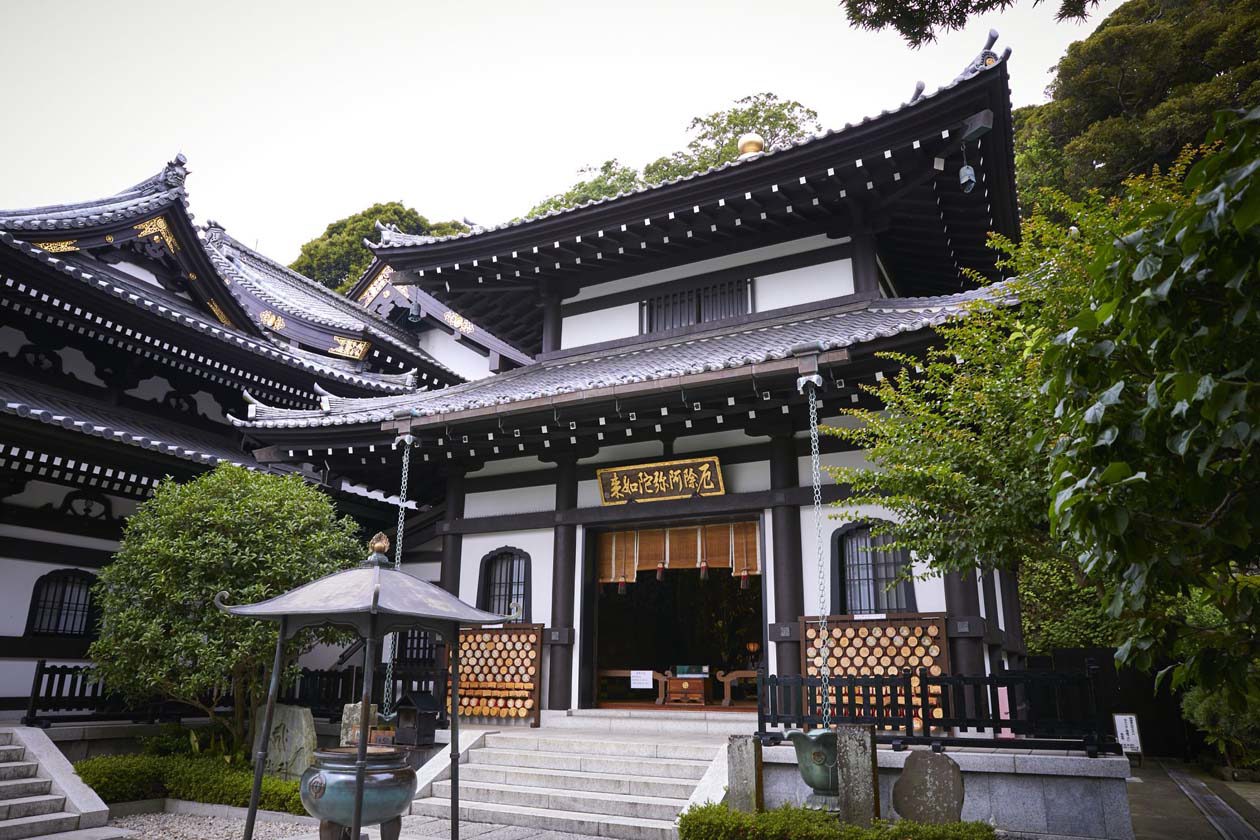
<box><xmin>1</xmin><ymin>0</ymin><xmax>1119</xmax><ymax>264</ymax></box>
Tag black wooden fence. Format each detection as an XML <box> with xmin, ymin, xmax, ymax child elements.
<box><xmin>757</xmin><ymin>668</ymin><xmax>1119</xmax><ymax>755</ymax></box>
<box><xmin>23</xmin><ymin>659</ymin><xmax>450</xmax><ymax>727</ymax></box>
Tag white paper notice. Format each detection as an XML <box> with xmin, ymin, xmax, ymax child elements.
<box><xmin>630</xmin><ymin>670</ymin><xmax>653</xmax><ymax>689</ymax></box>
<box><xmin>1113</xmin><ymin>713</ymin><xmax>1142</xmax><ymax>754</ymax></box>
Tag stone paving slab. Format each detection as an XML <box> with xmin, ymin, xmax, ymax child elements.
<box><xmin>278</xmin><ymin>814</ymin><xmax>604</xmax><ymax>840</ymax></box>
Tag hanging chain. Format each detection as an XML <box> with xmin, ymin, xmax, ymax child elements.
<box><xmin>381</xmin><ymin>438</ymin><xmax>412</xmax><ymax>719</ymax></box>
<box><xmin>807</xmin><ymin>383</ymin><xmax>833</xmax><ymax>734</ymax></box>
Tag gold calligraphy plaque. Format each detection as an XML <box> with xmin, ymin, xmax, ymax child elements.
<box><xmin>596</xmin><ymin>456</ymin><xmax>725</xmax><ymax>505</ymax></box>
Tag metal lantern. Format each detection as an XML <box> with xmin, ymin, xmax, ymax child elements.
<box><xmin>394</xmin><ymin>689</ymin><xmax>441</xmax><ymax>747</ymax></box>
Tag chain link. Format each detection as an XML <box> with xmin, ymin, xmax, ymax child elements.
<box><xmin>807</xmin><ymin>384</ymin><xmax>832</xmax><ymax>733</ymax></box>
<box><xmin>381</xmin><ymin>439</ymin><xmax>412</xmax><ymax>718</ymax></box>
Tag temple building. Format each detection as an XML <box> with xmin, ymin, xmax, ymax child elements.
<box><xmin>232</xmin><ymin>38</ymin><xmax>1026</xmax><ymax>716</ymax></box>
<box><xmin>0</xmin><ymin>155</ymin><xmax>529</xmax><ymax>710</ymax></box>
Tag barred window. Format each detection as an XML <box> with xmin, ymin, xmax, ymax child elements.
<box><xmin>642</xmin><ymin>278</ymin><xmax>751</xmax><ymax>333</ymax></box>
<box><xmin>27</xmin><ymin>569</ymin><xmax>97</xmax><ymax>637</ymax></box>
<box><xmin>478</xmin><ymin>549</ymin><xmax>529</xmax><ymax>622</ymax></box>
<box><xmin>834</xmin><ymin>524</ymin><xmax>917</xmax><ymax>615</ymax></box>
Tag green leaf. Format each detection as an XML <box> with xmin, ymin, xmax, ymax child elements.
<box><xmin>1099</xmin><ymin>462</ymin><xmax>1134</xmax><ymax>484</ymax></box>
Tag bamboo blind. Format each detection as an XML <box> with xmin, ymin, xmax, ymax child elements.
<box><xmin>596</xmin><ymin>521</ymin><xmax>759</xmax><ymax>585</ymax></box>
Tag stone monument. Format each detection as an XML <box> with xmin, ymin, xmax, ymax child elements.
<box><xmin>340</xmin><ymin>702</ymin><xmax>378</xmax><ymax>746</ymax></box>
<box><xmin>252</xmin><ymin>704</ymin><xmax>317</xmax><ymax>781</ymax></box>
<box><xmin>786</xmin><ymin>724</ymin><xmax>878</xmax><ymax>826</ymax></box>
<box><xmin>892</xmin><ymin>750</ymin><xmax>965</xmax><ymax>824</ymax></box>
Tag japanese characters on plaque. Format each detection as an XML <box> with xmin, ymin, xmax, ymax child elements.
<box><xmin>596</xmin><ymin>456</ymin><xmax>725</xmax><ymax>505</ymax></box>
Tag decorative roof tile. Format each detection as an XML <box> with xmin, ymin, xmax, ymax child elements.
<box><xmin>0</xmin><ymin>155</ymin><xmax>190</xmax><ymax>232</ymax></box>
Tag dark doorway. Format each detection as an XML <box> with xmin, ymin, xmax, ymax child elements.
<box><xmin>595</xmin><ymin>565</ymin><xmax>763</xmax><ymax>706</ymax></box>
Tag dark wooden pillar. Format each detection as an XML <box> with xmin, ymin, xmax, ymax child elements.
<box><xmin>540</xmin><ymin>291</ymin><xmax>562</xmax><ymax>355</ymax></box>
<box><xmin>1000</xmin><ymin>568</ymin><xmax>1026</xmax><ymax>668</ymax></box>
<box><xmin>851</xmin><ymin>228</ymin><xmax>880</xmax><ymax>296</ymax></box>
<box><xmin>769</xmin><ymin>433</ymin><xmax>804</xmax><ymax>677</ymax></box>
<box><xmin>547</xmin><ymin>455</ymin><xmax>579</xmax><ymax>710</ymax></box>
<box><xmin>943</xmin><ymin>570</ymin><xmax>986</xmax><ymax>677</ymax></box>
<box><xmin>439</xmin><ymin>468</ymin><xmax>466</xmax><ymax>596</ymax></box>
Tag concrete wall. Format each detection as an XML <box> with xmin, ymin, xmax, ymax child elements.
<box><xmin>561</xmin><ymin>303</ymin><xmax>639</xmax><ymax>350</ymax></box>
<box><xmin>760</xmin><ymin>744</ymin><xmax>1134</xmax><ymax>840</ymax></box>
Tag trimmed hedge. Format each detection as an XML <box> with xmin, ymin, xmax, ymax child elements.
<box><xmin>678</xmin><ymin>803</ymin><xmax>995</xmax><ymax>840</ymax></box>
<box><xmin>74</xmin><ymin>754</ymin><xmax>304</xmax><ymax>815</ymax></box>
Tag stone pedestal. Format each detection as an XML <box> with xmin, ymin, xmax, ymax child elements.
<box><xmin>727</xmin><ymin>735</ymin><xmax>764</xmax><ymax>813</ymax></box>
<box><xmin>252</xmin><ymin>704</ymin><xmax>317</xmax><ymax>781</ymax></box>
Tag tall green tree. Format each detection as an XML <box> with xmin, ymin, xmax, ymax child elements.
<box><xmin>1015</xmin><ymin>0</ymin><xmax>1260</xmax><ymax>200</ymax></box>
<box><xmin>843</xmin><ymin>0</ymin><xmax>1100</xmax><ymax>46</ymax></box>
<box><xmin>1046</xmin><ymin>109</ymin><xmax>1260</xmax><ymax>702</ymax></box>
<box><xmin>525</xmin><ymin>93</ymin><xmax>821</xmax><ymax>218</ymax></box>
<box><xmin>290</xmin><ymin>202</ymin><xmax>467</xmax><ymax>293</ymax></box>
<box><xmin>89</xmin><ymin>465</ymin><xmax>362</xmax><ymax>752</ymax></box>
<box><xmin>642</xmin><ymin>93</ymin><xmax>821</xmax><ymax>185</ymax></box>
<box><xmin>825</xmin><ymin>158</ymin><xmax>1203</xmax><ymax>657</ymax></box>
<box><xmin>526</xmin><ymin>160</ymin><xmax>643</xmax><ymax>219</ymax></box>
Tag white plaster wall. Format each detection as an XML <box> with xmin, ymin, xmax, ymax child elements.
<box><xmin>471</xmin><ymin>456</ymin><xmax>547</xmax><ymax>478</ymax></box>
<box><xmin>561</xmin><ymin>303</ymin><xmax>639</xmax><ymax>350</ymax></box>
<box><xmin>754</xmin><ymin>259</ymin><xmax>854</xmax><ymax>313</ymax></box>
<box><xmin>571</xmin><ymin>234</ymin><xmax>845</xmax><ymax>304</ymax></box>
<box><xmin>465</xmin><ymin>485</ymin><xmax>557</xmax><ymax>517</ymax></box>
<box><xmin>0</xmin><ymin>525</ymin><xmax>118</xmax><ymax>552</ymax></box>
<box><xmin>458</xmin><ymin>530</ymin><xmax>555</xmax><ymax>628</ymax></box>
<box><xmin>417</xmin><ymin>329</ymin><xmax>493</xmax><ymax>382</ymax></box>
<box><xmin>57</xmin><ymin>347</ymin><xmax>106</xmax><ymax>387</ymax></box>
<box><xmin>125</xmin><ymin>375</ymin><xmax>172</xmax><ymax>402</ymax></box>
<box><xmin>0</xmin><ymin>325</ymin><xmax>27</xmax><ymax>355</ymax></box>
<box><xmin>112</xmin><ymin>260</ymin><xmax>163</xmax><ymax>289</ymax></box>
<box><xmin>724</xmin><ymin>461</ymin><xmax>770</xmax><ymax>493</ymax></box>
<box><xmin>577</xmin><ymin>441</ymin><xmax>663</xmax><ymax>466</ymax></box>
<box><xmin>674</xmin><ymin>430</ymin><xmax>755</xmax><ymax>454</ymax></box>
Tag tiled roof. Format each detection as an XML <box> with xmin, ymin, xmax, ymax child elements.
<box><xmin>0</xmin><ymin>231</ymin><xmax>415</xmax><ymax>395</ymax></box>
<box><xmin>366</xmin><ymin>41</ymin><xmax>1010</xmax><ymax>253</ymax></box>
<box><xmin>0</xmin><ymin>155</ymin><xmax>189</xmax><ymax>232</ymax></box>
<box><xmin>0</xmin><ymin>372</ymin><xmax>251</xmax><ymax>468</ymax></box>
<box><xmin>200</xmin><ymin>224</ymin><xmax>456</xmax><ymax>377</ymax></box>
<box><xmin>239</xmin><ymin>285</ymin><xmax>1004</xmax><ymax>430</ymax></box>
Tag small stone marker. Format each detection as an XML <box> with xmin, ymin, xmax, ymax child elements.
<box><xmin>339</xmin><ymin>702</ymin><xmax>378</xmax><ymax>747</ymax></box>
<box><xmin>892</xmin><ymin>750</ymin><xmax>965</xmax><ymax>824</ymax></box>
<box><xmin>833</xmin><ymin>724</ymin><xmax>879</xmax><ymax>826</ymax></box>
<box><xmin>252</xmin><ymin>704</ymin><xmax>316</xmax><ymax>781</ymax></box>
<box><xmin>727</xmin><ymin>735</ymin><xmax>764</xmax><ymax>812</ymax></box>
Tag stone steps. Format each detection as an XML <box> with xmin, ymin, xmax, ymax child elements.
<box><xmin>0</xmin><ymin>797</ymin><xmax>66</xmax><ymax>822</ymax></box>
<box><xmin>457</xmin><ymin>762</ymin><xmax>698</xmax><ymax>799</ymax></box>
<box><xmin>0</xmin><ymin>781</ymin><xmax>52</xmax><ymax>803</ymax></box>
<box><xmin>0</xmin><ymin>812</ymin><xmax>81</xmax><ymax>840</ymax></box>
<box><xmin>413</xmin><ymin>797</ymin><xmax>678</xmax><ymax>840</ymax></box>
<box><xmin>543</xmin><ymin>709</ymin><xmax>759</xmax><ymax>736</ymax></box>
<box><xmin>0</xmin><ymin>766</ymin><xmax>37</xmax><ymax>784</ymax></box>
<box><xmin>415</xmin><ymin>721</ymin><xmax>728</xmax><ymax>840</ymax></box>
<box><xmin>431</xmin><ymin>779</ymin><xmax>687</xmax><ymax>821</ymax></box>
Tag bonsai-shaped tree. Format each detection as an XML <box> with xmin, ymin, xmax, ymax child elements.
<box><xmin>89</xmin><ymin>464</ymin><xmax>361</xmax><ymax>754</ymax></box>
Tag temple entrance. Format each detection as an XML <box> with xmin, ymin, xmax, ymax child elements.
<box><xmin>592</xmin><ymin>520</ymin><xmax>764</xmax><ymax>709</ymax></box>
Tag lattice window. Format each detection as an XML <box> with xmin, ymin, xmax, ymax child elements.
<box><xmin>643</xmin><ymin>278</ymin><xmax>750</xmax><ymax>333</ymax></box>
<box><xmin>398</xmin><ymin>629</ymin><xmax>436</xmax><ymax>665</ymax></box>
<box><xmin>837</xmin><ymin>525</ymin><xmax>917</xmax><ymax>614</ymax></box>
<box><xmin>479</xmin><ymin>549</ymin><xmax>529</xmax><ymax>622</ymax></box>
<box><xmin>27</xmin><ymin>569</ymin><xmax>97</xmax><ymax>637</ymax></box>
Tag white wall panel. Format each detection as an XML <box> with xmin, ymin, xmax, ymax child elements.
<box><xmin>417</xmin><ymin>329</ymin><xmax>492</xmax><ymax>382</ymax></box>
<box><xmin>754</xmin><ymin>259</ymin><xmax>854</xmax><ymax>313</ymax></box>
<box><xmin>459</xmin><ymin>530</ymin><xmax>555</xmax><ymax>628</ymax></box>
<box><xmin>465</xmin><ymin>485</ymin><xmax>557</xmax><ymax>517</ymax></box>
<box><xmin>561</xmin><ymin>303</ymin><xmax>639</xmax><ymax>350</ymax></box>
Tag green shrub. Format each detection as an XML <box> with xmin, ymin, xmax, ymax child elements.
<box><xmin>74</xmin><ymin>755</ymin><xmax>169</xmax><ymax>803</ymax></box>
<box><xmin>1183</xmin><ymin>683</ymin><xmax>1260</xmax><ymax>769</ymax></box>
<box><xmin>138</xmin><ymin>724</ymin><xmax>199</xmax><ymax>757</ymax></box>
<box><xmin>73</xmin><ymin>754</ymin><xmax>305</xmax><ymax>815</ymax></box>
<box><xmin>678</xmin><ymin>803</ymin><xmax>995</xmax><ymax>840</ymax></box>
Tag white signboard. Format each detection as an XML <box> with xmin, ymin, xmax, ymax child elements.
<box><xmin>630</xmin><ymin>670</ymin><xmax>654</xmax><ymax>690</ymax></box>
<box><xmin>1113</xmin><ymin>713</ymin><xmax>1143</xmax><ymax>755</ymax></box>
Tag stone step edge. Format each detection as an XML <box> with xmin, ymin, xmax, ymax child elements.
<box><xmin>413</xmin><ymin>796</ymin><xmax>678</xmax><ymax>829</ymax></box>
<box><xmin>0</xmin><ymin>810</ymin><xmax>79</xmax><ymax>828</ymax></box>
<box><xmin>448</xmin><ymin>763</ymin><xmax>701</xmax><ymax>791</ymax></box>
<box><xmin>430</xmin><ymin>779</ymin><xmax>689</xmax><ymax>807</ymax></box>
<box><xmin>471</xmin><ymin>748</ymin><xmax>712</xmax><ymax>767</ymax></box>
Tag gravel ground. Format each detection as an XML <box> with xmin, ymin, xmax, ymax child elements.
<box><xmin>109</xmin><ymin>813</ymin><xmax>603</xmax><ymax>840</ymax></box>
<box><xmin>110</xmin><ymin>812</ymin><xmax>310</xmax><ymax>840</ymax></box>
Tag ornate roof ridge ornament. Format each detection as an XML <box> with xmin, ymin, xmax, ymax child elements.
<box><xmin>955</xmin><ymin>29</ymin><xmax>1011</xmax><ymax>83</ymax></box>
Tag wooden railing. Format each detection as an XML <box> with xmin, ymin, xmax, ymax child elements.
<box><xmin>757</xmin><ymin>667</ymin><xmax>1118</xmax><ymax>755</ymax></box>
